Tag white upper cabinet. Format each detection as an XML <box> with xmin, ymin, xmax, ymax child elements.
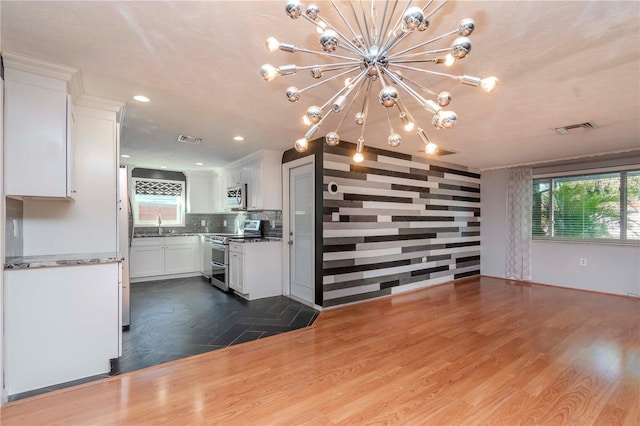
<box><xmin>220</xmin><ymin>150</ymin><xmax>283</xmax><ymax>211</ymax></box>
<box><xmin>185</xmin><ymin>172</ymin><xmax>216</xmax><ymax>213</ymax></box>
<box><xmin>4</xmin><ymin>68</ymin><xmax>75</xmax><ymax>199</ymax></box>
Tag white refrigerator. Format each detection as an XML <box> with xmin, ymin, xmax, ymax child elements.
<box><xmin>118</xmin><ymin>166</ymin><xmax>131</xmax><ymax>329</ymax></box>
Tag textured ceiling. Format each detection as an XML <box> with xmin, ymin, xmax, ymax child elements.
<box><xmin>2</xmin><ymin>1</ymin><xmax>639</xmax><ymax>172</ymax></box>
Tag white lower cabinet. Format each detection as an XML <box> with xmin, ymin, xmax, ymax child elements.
<box><xmin>4</xmin><ymin>263</ymin><xmax>120</xmax><ymax>395</ymax></box>
<box><xmin>228</xmin><ymin>241</ymin><xmax>282</xmax><ymax>300</ymax></box>
<box><xmin>130</xmin><ymin>236</ymin><xmax>200</xmax><ymax>280</ymax></box>
<box><xmin>228</xmin><ymin>250</ymin><xmax>245</xmax><ymax>293</ymax></box>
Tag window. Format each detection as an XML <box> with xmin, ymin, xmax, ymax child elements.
<box><xmin>133</xmin><ymin>178</ymin><xmax>185</xmax><ymax>227</ymax></box>
<box><xmin>532</xmin><ymin>170</ymin><xmax>640</xmax><ymax>241</ymax></box>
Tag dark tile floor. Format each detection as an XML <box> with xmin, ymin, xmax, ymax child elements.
<box><xmin>9</xmin><ymin>276</ymin><xmax>319</xmax><ymax>402</ymax></box>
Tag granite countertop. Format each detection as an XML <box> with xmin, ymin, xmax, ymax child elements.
<box><xmin>133</xmin><ymin>233</ymin><xmax>207</xmax><ymax>238</ymax></box>
<box><xmin>229</xmin><ymin>237</ymin><xmax>282</xmax><ymax>243</ymax></box>
<box><xmin>5</xmin><ymin>252</ymin><xmax>123</xmax><ymax>270</ymax></box>
<box><xmin>134</xmin><ymin>233</ymin><xmax>283</xmax><ymax>243</ymax></box>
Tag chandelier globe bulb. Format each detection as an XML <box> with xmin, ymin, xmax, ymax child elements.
<box><xmin>326</xmin><ymin>132</ymin><xmax>340</xmax><ymax>147</ymax></box>
<box><xmin>306</xmin><ymin>4</ymin><xmax>319</xmax><ymax>20</ymax></box>
<box><xmin>295</xmin><ymin>137</ymin><xmax>309</xmax><ymax>152</ymax></box>
<box><xmin>286</xmin><ymin>86</ymin><xmax>301</xmax><ymax>102</ymax></box>
<box><xmin>437</xmin><ymin>91</ymin><xmax>452</xmax><ymax>106</ymax></box>
<box><xmin>451</xmin><ymin>37</ymin><xmax>472</xmax><ymax>59</ymax></box>
<box><xmin>403</xmin><ymin>7</ymin><xmax>425</xmax><ymax>31</ymax></box>
<box><xmin>379</xmin><ymin>86</ymin><xmax>399</xmax><ymax>107</ymax></box>
<box><xmin>265</xmin><ymin>37</ymin><xmax>280</xmax><ymax>52</ymax></box>
<box><xmin>285</xmin><ymin>0</ymin><xmax>302</xmax><ymax>19</ymax></box>
<box><xmin>388</xmin><ymin>133</ymin><xmax>402</xmax><ymax>147</ymax></box>
<box><xmin>306</xmin><ymin>106</ymin><xmax>323</xmax><ymax>123</ymax></box>
<box><xmin>481</xmin><ymin>77</ymin><xmax>500</xmax><ymax>93</ymax></box>
<box><xmin>458</xmin><ymin>18</ymin><xmax>475</xmax><ymax>36</ymax></box>
<box><xmin>425</xmin><ymin>142</ymin><xmax>438</xmax><ymax>155</ymax></box>
<box><xmin>444</xmin><ymin>54</ymin><xmax>456</xmax><ymax>67</ymax></box>
<box><xmin>320</xmin><ymin>29</ymin><xmax>339</xmax><ymax>52</ymax></box>
<box><xmin>260</xmin><ymin>64</ymin><xmax>278</xmax><ymax>82</ymax></box>
<box><xmin>438</xmin><ymin>110</ymin><xmax>458</xmax><ymax>128</ymax></box>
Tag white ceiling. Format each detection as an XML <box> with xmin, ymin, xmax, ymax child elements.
<box><xmin>2</xmin><ymin>1</ymin><xmax>639</xmax><ymax>172</ymax></box>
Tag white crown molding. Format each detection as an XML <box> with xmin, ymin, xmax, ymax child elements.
<box><xmin>480</xmin><ymin>148</ymin><xmax>640</xmax><ymax>172</ymax></box>
<box><xmin>75</xmin><ymin>94</ymin><xmax>124</xmax><ymax>113</ymax></box>
<box><xmin>2</xmin><ymin>50</ymin><xmax>86</xmax><ymax>101</ymax></box>
<box><xmin>2</xmin><ymin>50</ymin><xmax>77</xmax><ymax>81</ymax></box>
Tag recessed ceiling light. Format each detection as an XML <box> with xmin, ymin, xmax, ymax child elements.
<box><xmin>195</xmin><ymin>162</ymin><xmax>204</xmax><ymax>166</ymax></box>
<box><xmin>233</xmin><ymin>136</ymin><xmax>244</xmax><ymax>141</ymax></box>
<box><xmin>133</xmin><ymin>95</ymin><xmax>150</xmax><ymax>103</ymax></box>
<box><xmin>121</xmin><ymin>154</ymin><xmax>130</xmax><ymax>158</ymax></box>
<box><xmin>160</xmin><ymin>166</ymin><xmax>168</xmax><ymax>169</ymax></box>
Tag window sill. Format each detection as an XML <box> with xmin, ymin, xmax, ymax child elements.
<box><xmin>532</xmin><ymin>237</ymin><xmax>640</xmax><ymax>247</ymax></box>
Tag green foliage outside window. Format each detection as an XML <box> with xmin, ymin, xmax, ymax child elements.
<box><xmin>532</xmin><ymin>170</ymin><xmax>640</xmax><ymax>241</ymax></box>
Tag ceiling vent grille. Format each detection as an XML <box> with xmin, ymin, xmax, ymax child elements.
<box><xmin>177</xmin><ymin>135</ymin><xmax>202</xmax><ymax>144</ymax></box>
<box><xmin>554</xmin><ymin>121</ymin><xmax>598</xmax><ymax>135</ymax></box>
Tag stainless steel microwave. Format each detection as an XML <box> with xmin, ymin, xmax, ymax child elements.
<box><xmin>226</xmin><ymin>184</ymin><xmax>247</xmax><ymax>209</ymax></box>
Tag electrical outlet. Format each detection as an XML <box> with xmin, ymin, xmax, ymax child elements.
<box><xmin>579</xmin><ymin>258</ymin><xmax>587</xmax><ymax>266</ymax></box>
<box><xmin>223</xmin><ymin>220</ymin><xmax>227</xmax><ymax>227</ymax></box>
<box><xmin>201</xmin><ymin>219</ymin><xmax>206</xmax><ymax>227</ymax></box>
<box><xmin>332</xmin><ymin>212</ymin><xmax>340</xmax><ymax>222</ymax></box>
<box><xmin>421</xmin><ymin>256</ymin><xmax>427</xmax><ymax>263</ymax></box>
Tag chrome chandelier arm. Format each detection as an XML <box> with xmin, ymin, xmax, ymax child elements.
<box><xmin>378</xmin><ymin>0</ymin><xmax>400</xmax><ymax>49</ymax></box>
<box><xmin>330</xmin><ymin>0</ymin><xmax>368</xmax><ymax>53</ymax></box>
<box><xmin>424</xmin><ymin>0</ymin><xmax>449</xmax><ymax>20</ymax></box>
<box><xmin>301</xmin><ymin>12</ymin><xmax>364</xmax><ymax>56</ymax></box>
<box><xmin>347</xmin><ymin>0</ymin><xmax>372</xmax><ymax>51</ymax></box>
<box><xmin>388</xmin><ymin>29</ymin><xmax>458</xmax><ymax>59</ymax></box>
<box><xmin>297</xmin><ymin>66</ymin><xmax>362</xmax><ymax>95</ymax></box>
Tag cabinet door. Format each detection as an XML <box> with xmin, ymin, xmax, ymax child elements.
<box><xmin>66</xmin><ymin>95</ymin><xmax>76</xmax><ymax>198</ymax></box>
<box><xmin>247</xmin><ymin>160</ymin><xmax>263</xmax><ymax>210</ymax></box>
<box><xmin>130</xmin><ymin>246</ymin><xmax>165</xmax><ymax>278</ymax></box>
<box><xmin>228</xmin><ymin>252</ymin><xmax>245</xmax><ymax>293</ymax></box>
<box><xmin>164</xmin><ymin>244</ymin><xmax>199</xmax><ymax>274</ymax></box>
<box><xmin>186</xmin><ymin>173</ymin><xmax>214</xmax><ymax>213</ymax></box>
<box><xmin>4</xmin><ymin>74</ymin><xmax>68</xmax><ymax>197</ymax></box>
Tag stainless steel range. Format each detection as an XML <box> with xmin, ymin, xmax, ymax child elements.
<box><xmin>206</xmin><ymin>220</ymin><xmax>268</xmax><ymax>292</ymax></box>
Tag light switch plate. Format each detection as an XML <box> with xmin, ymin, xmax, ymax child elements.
<box><xmin>332</xmin><ymin>212</ymin><xmax>340</xmax><ymax>222</ymax></box>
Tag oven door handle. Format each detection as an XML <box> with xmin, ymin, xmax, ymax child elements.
<box><xmin>211</xmin><ymin>261</ymin><xmax>226</xmax><ymax>268</ymax></box>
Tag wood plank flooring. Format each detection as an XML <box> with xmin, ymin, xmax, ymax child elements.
<box><xmin>2</xmin><ymin>276</ymin><xmax>639</xmax><ymax>425</ymax></box>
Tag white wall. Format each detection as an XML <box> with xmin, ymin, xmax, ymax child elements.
<box><xmin>481</xmin><ymin>168</ymin><xmax>640</xmax><ymax>297</ymax></box>
<box><xmin>480</xmin><ymin>169</ymin><xmax>508</xmax><ymax>277</ymax></box>
<box><xmin>532</xmin><ymin>241</ymin><xmax>640</xmax><ymax>297</ymax></box>
<box><xmin>23</xmin><ymin>105</ymin><xmax>117</xmax><ymax>255</ymax></box>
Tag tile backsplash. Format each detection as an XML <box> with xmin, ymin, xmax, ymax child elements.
<box><xmin>133</xmin><ymin>210</ymin><xmax>282</xmax><ymax>238</ymax></box>
<box><xmin>5</xmin><ymin>197</ymin><xmax>24</xmax><ymax>257</ymax></box>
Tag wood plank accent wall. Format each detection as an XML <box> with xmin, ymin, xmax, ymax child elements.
<box><xmin>322</xmin><ymin>143</ymin><xmax>481</xmax><ymax>307</ymax></box>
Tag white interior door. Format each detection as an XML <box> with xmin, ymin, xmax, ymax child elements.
<box><xmin>289</xmin><ymin>163</ymin><xmax>314</xmax><ymax>304</ymax></box>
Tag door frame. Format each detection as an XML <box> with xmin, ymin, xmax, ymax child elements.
<box><xmin>282</xmin><ymin>156</ymin><xmax>322</xmax><ymax>311</ymax></box>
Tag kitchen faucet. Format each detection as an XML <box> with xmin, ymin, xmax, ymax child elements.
<box><xmin>157</xmin><ymin>214</ymin><xmax>163</xmax><ymax>235</ymax></box>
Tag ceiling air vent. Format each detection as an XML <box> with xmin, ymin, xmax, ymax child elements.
<box><xmin>554</xmin><ymin>121</ymin><xmax>598</xmax><ymax>135</ymax></box>
<box><xmin>177</xmin><ymin>135</ymin><xmax>202</xmax><ymax>144</ymax></box>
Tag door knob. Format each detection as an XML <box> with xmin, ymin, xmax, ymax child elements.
<box><xmin>288</xmin><ymin>240</ymin><xmax>293</xmax><ymax>246</ymax></box>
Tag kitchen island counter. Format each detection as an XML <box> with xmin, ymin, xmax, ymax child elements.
<box><xmin>4</xmin><ymin>252</ymin><xmax>123</xmax><ymax>269</ymax></box>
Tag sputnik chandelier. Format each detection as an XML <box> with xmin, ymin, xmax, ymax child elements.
<box><xmin>260</xmin><ymin>0</ymin><xmax>499</xmax><ymax>162</ymax></box>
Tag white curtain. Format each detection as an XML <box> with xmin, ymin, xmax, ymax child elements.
<box><xmin>505</xmin><ymin>167</ymin><xmax>533</xmax><ymax>280</ymax></box>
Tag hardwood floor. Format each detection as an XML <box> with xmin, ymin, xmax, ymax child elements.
<box><xmin>2</xmin><ymin>276</ymin><xmax>639</xmax><ymax>425</ymax></box>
